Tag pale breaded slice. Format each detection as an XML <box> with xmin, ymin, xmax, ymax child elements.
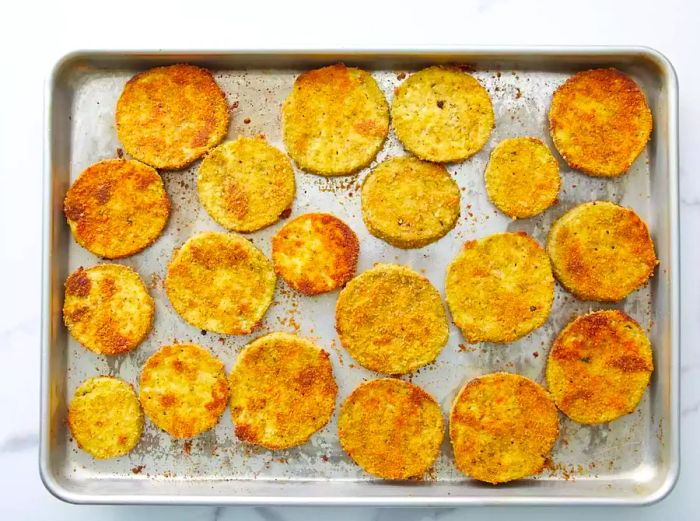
<box><xmin>546</xmin><ymin>310</ymin><xmax>653</xmax><ymax>424</ymax></box>
<box><xmin>361</xmin><ymin>156</ymin><xmax>460</xmax><ymax>248</ymax></box>
<box><xmin>68</xmin><ymin>376</ymin><xmax>143</xmax><ymax>459</ymax></box>
<box><xmin>64</xmin><ymin>159</ymin><xmax>170</xmax><ymax>259</ymax></box>
<box><xmin>546</xmin><ymin>201</ymin><xmax>657</xmax><ymax>302</ymax></box>
<box><xmin>549</xmin><ymin>68</ymin><xmax>652</xmax><ymax>177</ymax></box>
<box><xmin>391</xmin><ymin>66</ymin><xmax>494</xmax><ymax>163</ymax></box>
<box><xmin>116</xmin><ymin>64</ymin><xmax>230</xmax><ymax>170</ymax></box>
<box><xmin>282</xmin><ymin>63</ymin><xmax>389</xmax><ymax>176</ymax></box>
<box><xmin>272</xmin><ymin>213</ymin><xmax>359</xmax><ymax>295</ymax></box>
<box><xmin>229</xmin><ymin>332</ymin><xmax>338</xmax><ymax>449</ymax></box>
<box><xmin>139</xmin><ymin>343</ymin><xmax>229</xmax><ymax>438</ymax></box>
<box><xmin>484</xmin><ymin>137</ymin><xmax>560</xmax><ymax>219</ymax></box>
<box><xmin>165</xmin><ymin>231</ymin><xmax>276</xmax><ymax>335</ymax></box>
<box><xmin>450</xmin><ymin>372</ymin><xmax>559</xmax><ymax>484</ymax></box>
<box><xmin>338</xmin><ymin>378</ymin><xmax>444</xmax><ymax>480</ymax></box>
<box><xmin>197</xmin><ymin>137</ymin><xmax>296</xmax><ymax>232</ymax></box>
<box><xmin>445</xmin><ymin>232</ymin><xmax>554</xmax><ymax>343</ymax></box>
<box><xmin>63</xmin><ymin>264</ymin><xmax>154</xmax><ymax>355</ymax></box>
<box><xmin>335</xmin><ymin>264</ymin><xmax>448</xmax><ymax>374</ymax></box>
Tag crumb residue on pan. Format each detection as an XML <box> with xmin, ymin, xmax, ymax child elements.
<box><xmin>57</xmin><ymin>64</ymin><xmax>659</xmax><ymax>489</ymax></box>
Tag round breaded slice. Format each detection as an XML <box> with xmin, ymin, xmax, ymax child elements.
<box><xmin>445</xmin><ymin>232</ymin><xmax>554</xmax><ymax>344</ymax></box>
<box><xmin>282</xmin><ymin>63</ymin><xmax>389</xmax><ymax>176</ymax></box>
<box><xmin>229</xmin><ymin>332</ymin><xmax>338</xmax><ymax>449</ymax></box>
<box><xmin>64</xmin><ymin>159</ymin><xmax>170</xmax><ymax>259</ymax></box>
<box><xmin>272</xmin><ymin>213</ymin><xmax>359</xmax><ymax>295</ymax></box>
<box><xmin>450</xmin><ymin>372</ymin><xmax>559</xmax><ymax>484</ymax></box>
<box><xmin>549</xmin><ymin>68</ymin><xmax>652</xmax><ymax>177</ymax></box>
<box><xmin>198</xmin><ymin>137</ymin><xmax>296</xmax><ymax>233</ymax></box>
<box><xmin>335</xmin><ymin>264</ymin><xmax>448</xmax><ymax>374</ymax></box>
<box><xmin>546</xmin><ymin>310</ymin><xmax>653</xmax><ymax>424</ymax></box>
<box><xmin>391</xmin><ymin>66</ymin><xmax>494</xmax><ymax>163</ymax></box>
<box><xmin>484</xmin><ymin>137</ymin><xmax>561</xmax><ymax>219</ymax></box>
<box><xmin>338</xmin><ymin>378</ymin><xmax>444</xmax><ymax>480</ymax></box>
<box><xmin>116</xmin><ymin>64</ymin><xmax>230</xmax><ymax>170</ymax></box>
<box><xmin>63</xmin><ymin>264</ymin><xmax>154</xmax><ymax>355</ymax></box>
<box><xmin>68</xmin><ymin>376</ymin><xmax>143</xmax><ymax>459</ymax></box>
<box><xmin>140</xmin><ymin>343</ymin><xmax>230</xmax><ymax>438</ymax></box>
<box><xmin>546</xmin><ymin>201</ymin><xmax>658</xmax><ymax>302</ymax></box>
<box><xmin>165</xmin><ymin>231</ymin><xmax>276</xmax><ymax>335</ymax></box>
<box><xmin>361</xmin><ymin>156</ymin><xmax>461</xmax><ymax>248</ymax></box>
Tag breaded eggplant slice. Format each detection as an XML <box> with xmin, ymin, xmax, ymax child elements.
<box><xmin>445</xmin><ymin>232</ymin><xmax>554</xmax><ymax>343</ymax></box>
<box><xmin>116</xmin><ymin>64</ymin><xmax>230</xmax><ymax>169</ymax></box>
<box><xmin>165</xmin><ymin>231</ymin><xmax>276</xmax><ymax>335</ymax></box>
<box><xmin>229</xmin><ymin>332</ymin><xmax>338</xmax><ymax>449</ymax></box>
<box><xmin>546</xmin><ymin>201</ymin><xmax>657</xmax><ymax>301</ymax></box>
<box><xmin>335</xmin><ymin>264</ymin><xmax>448</xmax><ymax>374</ymax></box>
<box><xmin>338</xmin><ymin>378</ymin><xmax>443</xmax><ymax>479</ymax></box>
<box><xmin>198</xmin><ymin>137</ymin><xmax>295</xmax><ymax>232</ymax></box>
<box><xmin>391</xmin><ymin>66</ymin><xmax>494</xmax><ymax>162</ymax></box>
<box><xmin>64</xmin><ymin>159</ymin><xmax>169</xmax><ymax>258</ymax></box>
<box><xmin>548</xmin><ymin>68</ymin><xmax>652</xmax><ymax>177</ymax></box>
<box><xmin>450</xmin><ymin>372</ymin><xmax>559</xmax><ymax>484</ymax></box>
<box><xmin>139</xmin><ymin>343</ymin><xmax>229</xmax><ymax>438</ymax></box>
<box><xmin>362</xmin><ymin>156</ymin><xmax>460</xmax><ymax>248</ymax></box>
<box><xmin>272</xmin><ymin>213</ymin><xmax>359</xmax><ymax>295</ymax></box>
<box><xmin>68</xmin><ymin>376</ymin><xmax>143</xmax><ymax>459</ymax></box>
<box><xmin>63</xmin><ymin>264</ymin><xmax>154</xmax><ymax>355</ymax></box>
<box><xmin>484</xmin><ymin>137</ymin><xmax>560</xmax><ymax>219</ymax></box>
<box><xmin>546</xmin><ymin>310</ymin><xmax>653</xmax><ymax>424</ymax></box>
<box><xmin>282</xmin><ymin>63</ymin><xmax>389</xmax><ymax>175</ymax></box>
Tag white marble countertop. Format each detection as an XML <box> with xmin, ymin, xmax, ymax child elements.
<box><xmin>1</xmin><ymin>0</ymin><xmax>697</xmax><ymax>518</ymax></box>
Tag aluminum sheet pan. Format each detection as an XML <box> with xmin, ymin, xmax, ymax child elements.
<box><xmin>41</xmin><ymin>48</ymin><xmax>679</xmax><ymax>505</ymax></box>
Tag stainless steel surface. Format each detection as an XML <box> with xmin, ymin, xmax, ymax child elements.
<box><xmin>41</xmin><ymin>48</ymin><xmax>679</xmax><ymax>506</ymax></box>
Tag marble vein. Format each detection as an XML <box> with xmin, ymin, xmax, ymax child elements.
<box><xmin>0</xmin><ymin>432</ymin><xmax>39</xmax><ymax>453</ymax></box>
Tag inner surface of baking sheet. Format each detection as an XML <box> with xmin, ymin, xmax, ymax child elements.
<box><xmin>42</xmin><ymin>49</ymin><xmax>678</xmax><ymax>505</ymax></box>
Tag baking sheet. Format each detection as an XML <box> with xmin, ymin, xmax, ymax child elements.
<box><xmin>41</xmin><ymin>49</ymin><xmax>679</xmax><ymax>505</ymax></box>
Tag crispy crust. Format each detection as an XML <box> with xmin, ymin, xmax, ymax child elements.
<box><xmin>546</xmin><ymin>310</ymin><xmax>653</xmax><ymax>424</ymax></box>
<box><xmin>338</xmin><ymin>378</ymin><xmax>444</xmax><ymax>479</ymax></box>
<box><xmin>229</xmin><ymin>332</ymin><xmax>338</xmax><ymax>449</ymax></box>
<box><xmin>445</xmin><ymin>232</ymin><xmax>554</xmax><ymax>343</ymax></box>
<box><xmin>391</xmin><ymin>66</ymin><xmax>494</xmax><ymax>163</ymax></box>
<box><xmin>484</xmin><ymin>137</ymin><xmax>560</xmax><ymax>219</ymax></box>
<box><xmin>197</xmin><ymin>137</ymin><xmax>296</xmax><ymax>232</ymax></box>
<box><xmin>272</xmin><ymin>213</ymin><xmax>359</xmax><ymax>295</ymax></box>
<box><xmin>449</xmin><ymin>372</ymin><xmax>559</xmax><ymax>484</ymax></box>
<box><xmin>282</xmin><ymin>63</ymin><xmax>389</xmax><ymax>176</ymax></box>
<box><xmin>63</xmin><ymin>264</ymin><xmax>154</xmax><ymax>355</ymax></box>
<box><xmin>548</xmin><ymin>68</ymin><xmax>652</xmax><ymax>177</ymax></box>
<box><xmin>64</xmin><ymin>159</ymin><xmax>170</xmax><ymax>259</ymax></box>
<box><xmin>165</xmin><ymin>232</ymin><xmax>276</xmax><ymax>335</ymax></box>
<box><xmin>546</xmin><ymin>201</ymin><xmax>658</xmax><ymax>301</ymax></box>
<box><xmin>139</xmin><ymin>343</ymin><xmax>229</xmax><ymax>438</ymax></box>
<box><xmin>68</xmin><ymin>376</ymin><xmax>143</xmax><ymax>459</ymax></box>
<box><xmin>361</xmin><ymin>156</ymin><xmax>461</xmax><ymax>248</ymax></box>
<box><xmin>115</xmin><ymin>64</ymin><xmax>230</xmax><ymax>170</ymax></box>
<box><xmin>335</xmin><ymin>264</ymin><xmax>448</xmax><ymax>374</ymax></box>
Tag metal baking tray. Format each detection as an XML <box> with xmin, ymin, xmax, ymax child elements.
<box><xmin>41</xmin><ymin>48</ymin><xmax>679</xmax><ymax>506</ymax></box>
